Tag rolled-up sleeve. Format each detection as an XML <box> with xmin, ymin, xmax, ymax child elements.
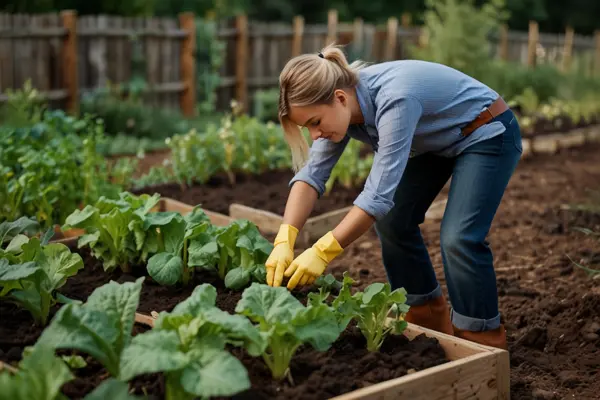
<box><xmin>289</xmin><ymin>135</ymin><xmax>350</xmax><ymax>197</ymax></box>
<box><xmin>353</xmin><ymin>95</ymin><xmax>422</xmax><ymax>220</ymax></box>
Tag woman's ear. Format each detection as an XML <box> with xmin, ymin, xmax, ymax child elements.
<box><xmin>334</xmin><ymin>89</ymin><xmax>348</xmax><ymax>106</ymax></box>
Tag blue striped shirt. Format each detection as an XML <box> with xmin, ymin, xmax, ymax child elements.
<box><xmin>289</xmin><ymin>60</ymin><xmax>507</xmax><ymax>220</ymax></box>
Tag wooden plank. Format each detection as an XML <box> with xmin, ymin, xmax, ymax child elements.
<box><xmin>499</xmin><ymin>24</ymin><xmax>508</xmax><ymax>60</ymax></box>
<box><xmin>0</xmin><ymin>14</ymin><xmax>12</xmax><ymax>91</ymax></box>
<box><xmin>0</xmin><ymin>89</ymin><xmax>69</xmax><ymax>102</ymax></box>
<box><xmin>332</xmin><ymin>322</ymin><xmax>508</xmax><ymax>400</ymax></box>
<box><xmin>352</xmin><ymin>18</ymin><xmax>363</xmax><ymax>56</ymax></box>
<box><xmin>291</xmin><ymin>16</ymin><xmax>304</xmax><ymax>58</ymax></box>
<box><xmin>531</xmin><ymin>133</ymin><xmax>561</xmax><ymax>154</ymax></box>
<box><xmin>179</xmin><ymin>13</ymin><xmax>196</xmax><ymax>116</ymax></box>
<box><xmin>61</xmin><ymin>10</ymin><xmax>78</xmax><ymax>114</ymax></box>
<box><xmin>134</xmin><ymin>312</ymin><xmax>156</xmax><ymax>327</ymax></box>
<box><xmin>145</xmin><ymin>17</ymin><xmax>160</xmax><ymax>107</ymax></box>
<box><xmin>557</xmin><ymin>129</ymin><xmax>586</xmax><ymax>149</ymax></box>
<box><xmin>89</xmin><ymin>15</ymin><xmax>107</xmax><ymax>89</ymax></box>
<box><xmin>562</xmin><ymin>25</ymin><xmax>574</xmax><ymax>72</ymax></box>
<box><xmin>326</xmin><ymin>9</ymin><xmax>338</xmax><ymax>46</ymax></box>
<box><xmin>332</xmin><ymin>352</ymin><xmax>500</xmax><ymax>400</ymax></box>
<box><xmin>160</xmin><ymin>198</ymin><xmax>233</xmax><ymax>227</ymax></box>
<box><xmin>586</xmin><ymin>125</ymin><xmax>600</xmax><ymax>142</ymax></box>
<box><xmin>303</xmin><ymin>206</ymin><xmax>352</xmax><ymax>242</ymax></box>
<box><xmin>385</xmin><ymin>17</ymin><xmax>398</xmax><ymax>61</ymax></box>
<box><xmin>229</xmin><ymin>203</ymin><xmax>283</xmax><ymax>233</ymax></box>
<box><xmin>522</xmin><ymin>138</ymin><xmax>532</xmax><ymax>158</ymax></box>
<box><xmin>235</xmin><ymin>14</ymin><xmax>248</xmax><ymax>111</ymax></box>
<box><xmin>527</xmin><ymin>20</ymin><xmax>539</xmax><ymax>67</ymax></box>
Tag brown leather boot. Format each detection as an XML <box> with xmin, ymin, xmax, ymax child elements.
<box><xmin>404</xmin><ymin>295</ymin><xmax>454</xmax><ymax>335</ymax></box>
<box><xmin>453</xmin><ymin>324</ymin><xmax>508</xmax><ymax>350</ymax></box>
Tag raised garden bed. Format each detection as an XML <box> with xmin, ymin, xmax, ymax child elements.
<box><xmin>0</xmin><ymin>192</ymin><xmax>509</xmax><ymax>400</ymax></box>
<box><xmin>0</xmin><ymin>240</ymin><xmax>509</xmax><ymax>400</ymax></box>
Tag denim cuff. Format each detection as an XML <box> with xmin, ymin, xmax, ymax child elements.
<box><xmin>451</xmin><ymin>308</ymin><xmax>501</xmax><ymax>331</ymax></box>
<box><xmin>406</xmin><ymin>283</ymin><xmax>442</xmax><ymax>306</ymax></box>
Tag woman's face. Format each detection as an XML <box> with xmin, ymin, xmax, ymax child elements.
<box><xmin>287</xmin><ymin>90</ymin><xmax>351</xmax><ymax>143</ymax></box>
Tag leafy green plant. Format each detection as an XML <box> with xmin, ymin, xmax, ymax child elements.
<box><xmin>0</xmin><ymin>218</ymin><xmax>83</xmax><ymax>326</ymax></box>
<box><xmin>341</xmin><ymin>282</ymin><xmax>411</xmax><ymax>351</ymax></box>
<box><xmin>189</xmin><ymin>219</ymin><xmax>272</xmax><ymax>289</ymax></box>
<box><xmin>118</xmin><ymin>284</ymin><xmax>265</xmax><ymax>400</ymax></box>
<box><xmin>34</xmin><ymin>277</ymin><xmax>144</xmax><ymax>380</ymax></box>
<box><xmin>410</xmin><ymin>0</ymin><xmax>509</xmax><ymax>80</ymax></box>
<box><xmin>62</xmin><ymin>192</ymin><xmax>162</xmax><ymax>273</ymax></box>
<box><xmin>235</xmin><ymin>283</ymin><xmax>341</xmax><ymax>380</ymax></box>
<box><xmin>144</xmin><ymin>207</ymin><xmax>215</xmax><ymax>286</ymax></box>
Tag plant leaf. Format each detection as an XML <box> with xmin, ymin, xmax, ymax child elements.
<box><xmin>147</xmin><ymin>252</ymin><xmax>183</xmax><ymax>286</ymax></box>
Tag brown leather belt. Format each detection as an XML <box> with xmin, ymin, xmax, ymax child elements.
<box><xmin>461</xmin><ymin>97</ymin><xmax>509</xmax><ymax>136</ymax></box>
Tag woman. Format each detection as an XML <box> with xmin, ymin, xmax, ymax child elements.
<box><xmin>265</xmin><ymin>44</ymin><xmax>522</xmax><ymax>350</ymax></box>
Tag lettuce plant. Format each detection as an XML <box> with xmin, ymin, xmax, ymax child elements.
<box><xmin>34</xmin><ymin>277</ymin><xmax>144</xmax><ymax>379</ymax></box>
<box><xmin>0</xmin><ymin>220</ymin><xmax>83</xmax><ymax>325</ymax></box>
<box><xmin>235</xmin><ymin>283</ymin><xmax>341</xmax><ymax>380</ymax></box>
<box><xmin>342</xmin><ymin>282</ymin><xmax>411</xmax><ymax>351</ymax></box>
<box><xmin>188</xmin><ymin>219</ymin><xmax>272</xmax><ymax>290</ymax></box>
<box><xmin>119</xmin><ymin>284</ymin><xmax>266</xmax><ymax>400</ymax></box>
<box><xmin>63</xmin><ymin>192</ymin><xmax>161</xmax><ymax>273</ymax></box>
<box><xmin>143</xmin><ymin>207</ymin><xmax>214</xmax><ymax>286</ymax></box>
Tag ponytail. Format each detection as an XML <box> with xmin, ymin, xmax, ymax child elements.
<box><xmin>278</xmin><ymin>43</ymin><xmax>367</xmax><ymax>172</ymax></box>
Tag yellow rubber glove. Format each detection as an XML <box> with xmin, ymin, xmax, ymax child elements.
<box><xmin>265</xmin><ymin>224</ymin><xmax>299</xmax><ymax>287</ymax></box>
<box><xmin>284</xmin><ymin>231</ymin><xmax>343</xmax><ymax>290</ymax></box>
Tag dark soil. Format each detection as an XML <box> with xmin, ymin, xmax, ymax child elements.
<box><xmin>0</xmin><ymin>245</ymin><xmax>448</xmax><ymax>399</ymax></box>
<box><xmin>132</xmin><ymin>169</ymin><xmax>363</xmax><ymax>217</ymax></box>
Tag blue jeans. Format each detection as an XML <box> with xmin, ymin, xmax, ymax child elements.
<box><xmin>374</xmin><ymin>109</ymin><xmax>522</xmax><ymax>332</ymax></box>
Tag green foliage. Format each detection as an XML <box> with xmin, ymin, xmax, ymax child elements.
<box><xmin>410</xmin><ymin>0</ymin><xmax>509</xmax><ymax>79</ymax></box>
<box><xmin>0</xmin><ymin>98</ymin><xmax>134</xmax><ymax>228</ymax></box>
<box><xmin>120</xmin><ymin>284</ymin><xmax>265</xmax><ymax>400</ymax></box>
<box><xmin>0</xmin><ymin>217</ymin><xmax>84</xmax><ymax>326</ymax></box>
<box><xmin>235</xmin><ymin>283</ymin><xmax>341</xmax><ymax>380</ymax></box>
<box><xmin>253</xmin><ymin>88</ymin><xmax>279</xmax><ymax>123</ymax></box>
<box><xmin>195</xmin><ymin>17</ymin><xmax>226</xmax><ymax>114</ymax></box>
<box><xmin>35</xmin><ymin>277</ymin><xmax>145</xmax><ymax>379</ymax></box>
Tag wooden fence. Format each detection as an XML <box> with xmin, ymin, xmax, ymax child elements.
<box><xmin>0</xmin><ymin>9</ymin><xmax>599</xmax><ymax>117</ymax></box>
<box><xmin>0</xmin><ymin>10</ymin><xmax>195</xmax><ymax>115</ymax></box>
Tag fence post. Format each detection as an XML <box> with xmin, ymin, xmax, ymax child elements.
<box><xmin>562</xmin><ymin>25</ymin><xmax>574</xmax><ymax>73</ymax></box>
<box><xmin>401</xmin><ymin>13</ymin><xmax>411</xmax><ymax>28</ymax></box>
<box><xmin>61</xmin><ymin>10</ymin><xmax>78</xmax><ymax>115</ymax></box>
<box><xmin>235</xmin><ymin>14</ymin><xmax>248</xmax><ymax>112</ymax></box>
<box><xmin>385</xmin><ymin>17</ymin><xmax>398</xmax><ymax>61</ymax></box>
<box><xmin>326</xmin><ymin>9</ymin><xmax>338</xmax><ymax>46</ymax></box>
<box><xmin>292</xmin><ymin>16</ymin><xmax>304</xmax><ymax>58</ymax></box>
<box><xmin>352</xmin><ymin>18</ymin><xmax>364</xmax><ymax>55</ymax></box>
<box><xmin>499</xmin><ymin>24</ymin><xmax>508</xmax><ymax>61</ymax></box>
<box><xmin>527</xmin><ymin>20</ymin><xmax>538</xmax><ymax>67</ymax></box>
<box><xmin>179</xmin><ymin>12</ymin><xmax>196</xmax><ymax>117</ymax></box>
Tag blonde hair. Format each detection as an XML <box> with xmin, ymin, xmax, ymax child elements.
<box><xmin>279</xmin><ymin>43</ymin><xmax>368</xmax><ymax>172</ymax></box>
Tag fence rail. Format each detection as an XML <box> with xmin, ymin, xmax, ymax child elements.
<box><xmin>0</xmin><ymin>10</ymin><xmax>599</xmax><ymax>117</ymax></box>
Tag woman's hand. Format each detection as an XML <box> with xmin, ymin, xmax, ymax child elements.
<box><xmin>285</xmin><ymin>206</ymin><xmax>375</xmax><ymax>290</ymax></box>
<box><xmin>284</xmin><ymin>231</ymin><xmax>344</xmax><ymax>289</ymax></box>
<box><xmin>265</xmin><ymin>224</ymin><xmax>298</xmax><ymax>286</ymax></box>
